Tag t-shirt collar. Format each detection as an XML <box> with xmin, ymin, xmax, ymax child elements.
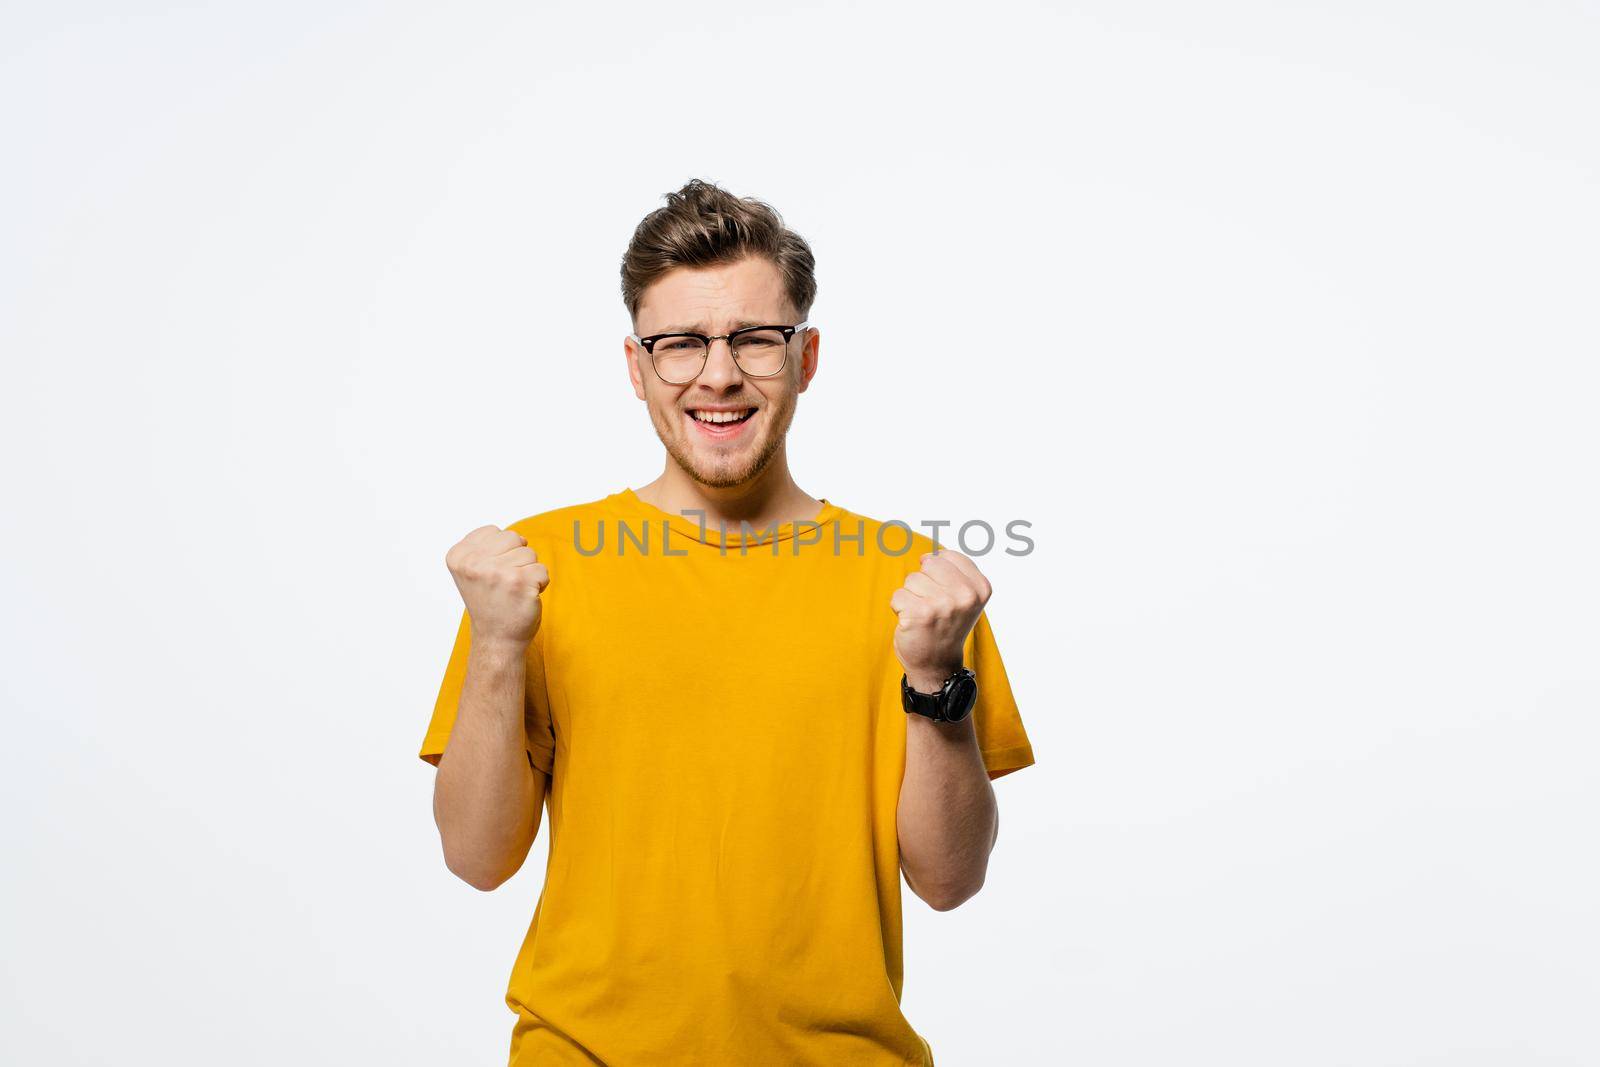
<box><xmin>611</xmin><ymin>488</ymin><xmax>844</xmax><ymax>549</ymax></box>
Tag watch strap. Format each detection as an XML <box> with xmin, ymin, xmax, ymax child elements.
<box><xmin>902</xmin><ymin>667</ymin><xmax>977</xmax><ymax>723</ymax></box>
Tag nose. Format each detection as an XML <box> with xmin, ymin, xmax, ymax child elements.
<box><xmin>695</xmin><ymin>336</ymin><xmax>745</xmax><ymax>389</ymax></box>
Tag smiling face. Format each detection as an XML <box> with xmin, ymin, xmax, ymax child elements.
<box><xmin>626</xmin><ymin>256</ymin><xmax>818</xmax><ymax>490</ymax></box>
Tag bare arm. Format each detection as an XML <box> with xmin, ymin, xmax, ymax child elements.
<box><xmin>897</xmin><ymin>672</ymin><xmax>998</xmax><ymax>911</ymax></box>
<box><xmin>429</xmin><ymin>524</ymin><xmax>552</xmax><ymax>891</ymax></box>
<box><xmin>430</xmin><ymin>635</ymin><xmax>545</xmax><ymax>890</ymax></box>
<box><xmin>890</xmin><ymin>549</ymin><xmax>1000</xmax><ymax>911</ymax></box>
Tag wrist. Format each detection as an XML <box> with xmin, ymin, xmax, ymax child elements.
<box><xmin>906</xmin><ymin>661</ymin><xmax>964</xmax><ymax>694</ymax></box>
<box><xmin>469</xmin><ymin>630</ymin><xmax>531</xmax><ymax>659</ymax></box>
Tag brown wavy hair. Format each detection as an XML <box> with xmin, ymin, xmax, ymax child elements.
<box><xmin>620</xmin><ymin>178</ymin><xmax>817</xmax><ymax>330</ymax></box>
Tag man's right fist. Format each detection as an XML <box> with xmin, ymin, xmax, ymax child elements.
<box><xmin>445</xmin><ymin>525</ymin><xmax>551</xmax><ymax>647</ymax></box>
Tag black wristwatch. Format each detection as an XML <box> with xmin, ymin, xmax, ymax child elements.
<box><xmin>902</xmin><ymin>667</ymin><xmax>978</xmax><ymax>724</ymax></box>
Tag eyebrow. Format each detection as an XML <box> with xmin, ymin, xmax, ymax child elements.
<box><xmin>654</xmin><ymin>319</ymin><xmax>774</xmax><ymax>334</ymax></box>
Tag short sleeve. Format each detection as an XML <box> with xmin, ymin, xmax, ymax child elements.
<box><xmin>964</xmin><ymin>609</ymin><xmax>1035</xmax><ymax>780</ymax></box>
<box><xmin>417</xmin><ymin>606</ymin><xmax>556</xmax><ymax>775</ymax></box>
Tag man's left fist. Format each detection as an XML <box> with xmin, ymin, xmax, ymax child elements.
<box><xmin>890</xmin><ymin>548</ymin><xmax>993</xmax><ymax>690</ymax></box>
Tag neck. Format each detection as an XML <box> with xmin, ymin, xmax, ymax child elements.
<box><xmin>636</xmin><ymin>444</ymin><xmax>823</xmax><ymax>530</ymax></box>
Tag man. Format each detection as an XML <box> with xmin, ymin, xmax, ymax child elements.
<box><xmin>418</xmin><ymin>179</ymin><xmax>1036</xmax><ymax>1065</ymax></box>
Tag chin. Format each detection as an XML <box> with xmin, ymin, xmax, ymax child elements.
<box><xmin>685</xmin><ymin>450</ymin><xmax>766</xmax><ymax>489</ymax></box>
<box><xmin>650</xmin><ymin>400</ymin><xmax>792</xmax><ymax>489</ymax></box>
<box><xmin>672</xmin><ymin>432</ymin><xmax>773</xmax><ymax>488</ymax></box>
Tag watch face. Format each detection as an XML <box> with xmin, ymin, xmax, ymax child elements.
<box><xmin>945</xmin><ymin>672</ymin><xmax>978</xmax><ymax>722</ymax></box>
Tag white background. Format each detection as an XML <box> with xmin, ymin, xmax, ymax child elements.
<box><xmin>3</xmin><ymin>3</ymin><xmax>1596</xmax><ymax>1064</ymax></box>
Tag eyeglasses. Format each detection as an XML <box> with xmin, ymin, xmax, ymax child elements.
<box><xmin>629</xmin><ymin>321</ymin><xmax>811</xmax><ymax>385</ymax></box>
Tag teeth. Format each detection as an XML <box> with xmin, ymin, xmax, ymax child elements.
<box><xmin>691</xmin><ymin>409</ymin><xmax>753</xmax><ymax>424</ymax></box>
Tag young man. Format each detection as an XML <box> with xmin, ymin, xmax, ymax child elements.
<box><xmin>418</xmin><ymin>179</ymin><xmax>1036</xmax><ymax>1065</ymax></box>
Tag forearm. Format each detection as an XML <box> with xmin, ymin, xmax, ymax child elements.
<box><xmin>896</xmin><ymin>678</ymin><xmax>997</xmax><ymax>910</ymax></box>
<box><xmin>433</xmin><ymin>635</ymin><xmax>541</xmax><ymax>890</ymax></box>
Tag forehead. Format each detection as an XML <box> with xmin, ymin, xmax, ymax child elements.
<box><xmin>637</xmin><ymin>256</ymin><xmax>793</xmax><ymax>334</ymax></box>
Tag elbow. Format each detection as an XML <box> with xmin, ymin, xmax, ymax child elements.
<box><xmin>928</xmin><ymin>885</ymin><xmax>982</xmax><ymax>912</ymax></box>
<box><xmin>437</xmin><ymin>821</ymin><xmax>536</xmax><ymax>890</ymax></box>
<box><xmin>433</xmin><ymin>792</ymin><xmax>540</xmax><ymax>893</ymax></box>
<box><xmin>902</xmin><ymin>851</ymin><xmax>989</xmax><ymax>911</ymax></box>
<box><xmin>436</xmin><ymin>827</ymin><xmax>504</xmax><ymax>890</ymax></box>
<box><xmin>461</xmin><ymin>870</ymin><xmax>507</xmax><ymax>893</ymax></box>
<box><xmin>440</xmin><ymin>833</ymin><xmax>519</xmax><ymax>891</ymax></box>
<box><xmin>920</xmin><ymin>873</ymin><xmax>986</xmax><ymax>912</ymax></box>
<box><xmin>446</xmin><ymin>854</ymin><xmax>511</xmax><ymax>892</ymax></box>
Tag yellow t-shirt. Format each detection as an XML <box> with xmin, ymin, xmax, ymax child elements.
<box><xmin>419</xmin><ymin>489</ymin><xmax>1036</xmax><ymax>1066</ymax></box>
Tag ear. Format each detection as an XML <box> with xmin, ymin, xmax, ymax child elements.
<box><xmin>625</xmin><ymin>337</ymin><xmax>647</xmax><ymax>400</ymax></box>
<box><xmin>796</xmin><ymin>327</ymin><xmax>820</xmax><ymax>394</ymax></box>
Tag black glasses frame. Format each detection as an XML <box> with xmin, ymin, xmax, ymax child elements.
<box><xmin>629</xmin><ymin>321</ymin><xmax>812</xmax><ymax>383</ymax></box>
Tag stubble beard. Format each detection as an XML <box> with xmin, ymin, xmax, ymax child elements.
<box><xmin>652</xmin><ymin>396</ymin><xmax>797</xmax><ymax>490</ymax></box>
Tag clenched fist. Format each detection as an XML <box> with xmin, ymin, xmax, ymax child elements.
<box><xmin>889</xmin><ymin>548</ymin><xmax>993</xmax><ymax>690</ymax></box>
<box><xmin>445</xmin><ymin>525</ymin><xmax>551</xmax><ymax>647</ymax></box>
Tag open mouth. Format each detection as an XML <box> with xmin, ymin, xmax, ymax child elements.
<box><xmin>686</xmin><ymin>407</ymin><xmax>758</xmax><ymax>438</ymax></box>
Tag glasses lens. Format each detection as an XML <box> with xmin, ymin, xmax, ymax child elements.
<box><xmin>651</xmin><ymin>336</ymin><xmax>707</xmax><ymax>383</ymax></box>
<box><xmin>732</xmin><ymin>329</ymin><xmax>788</xmax><ymax>376</ymax></box>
